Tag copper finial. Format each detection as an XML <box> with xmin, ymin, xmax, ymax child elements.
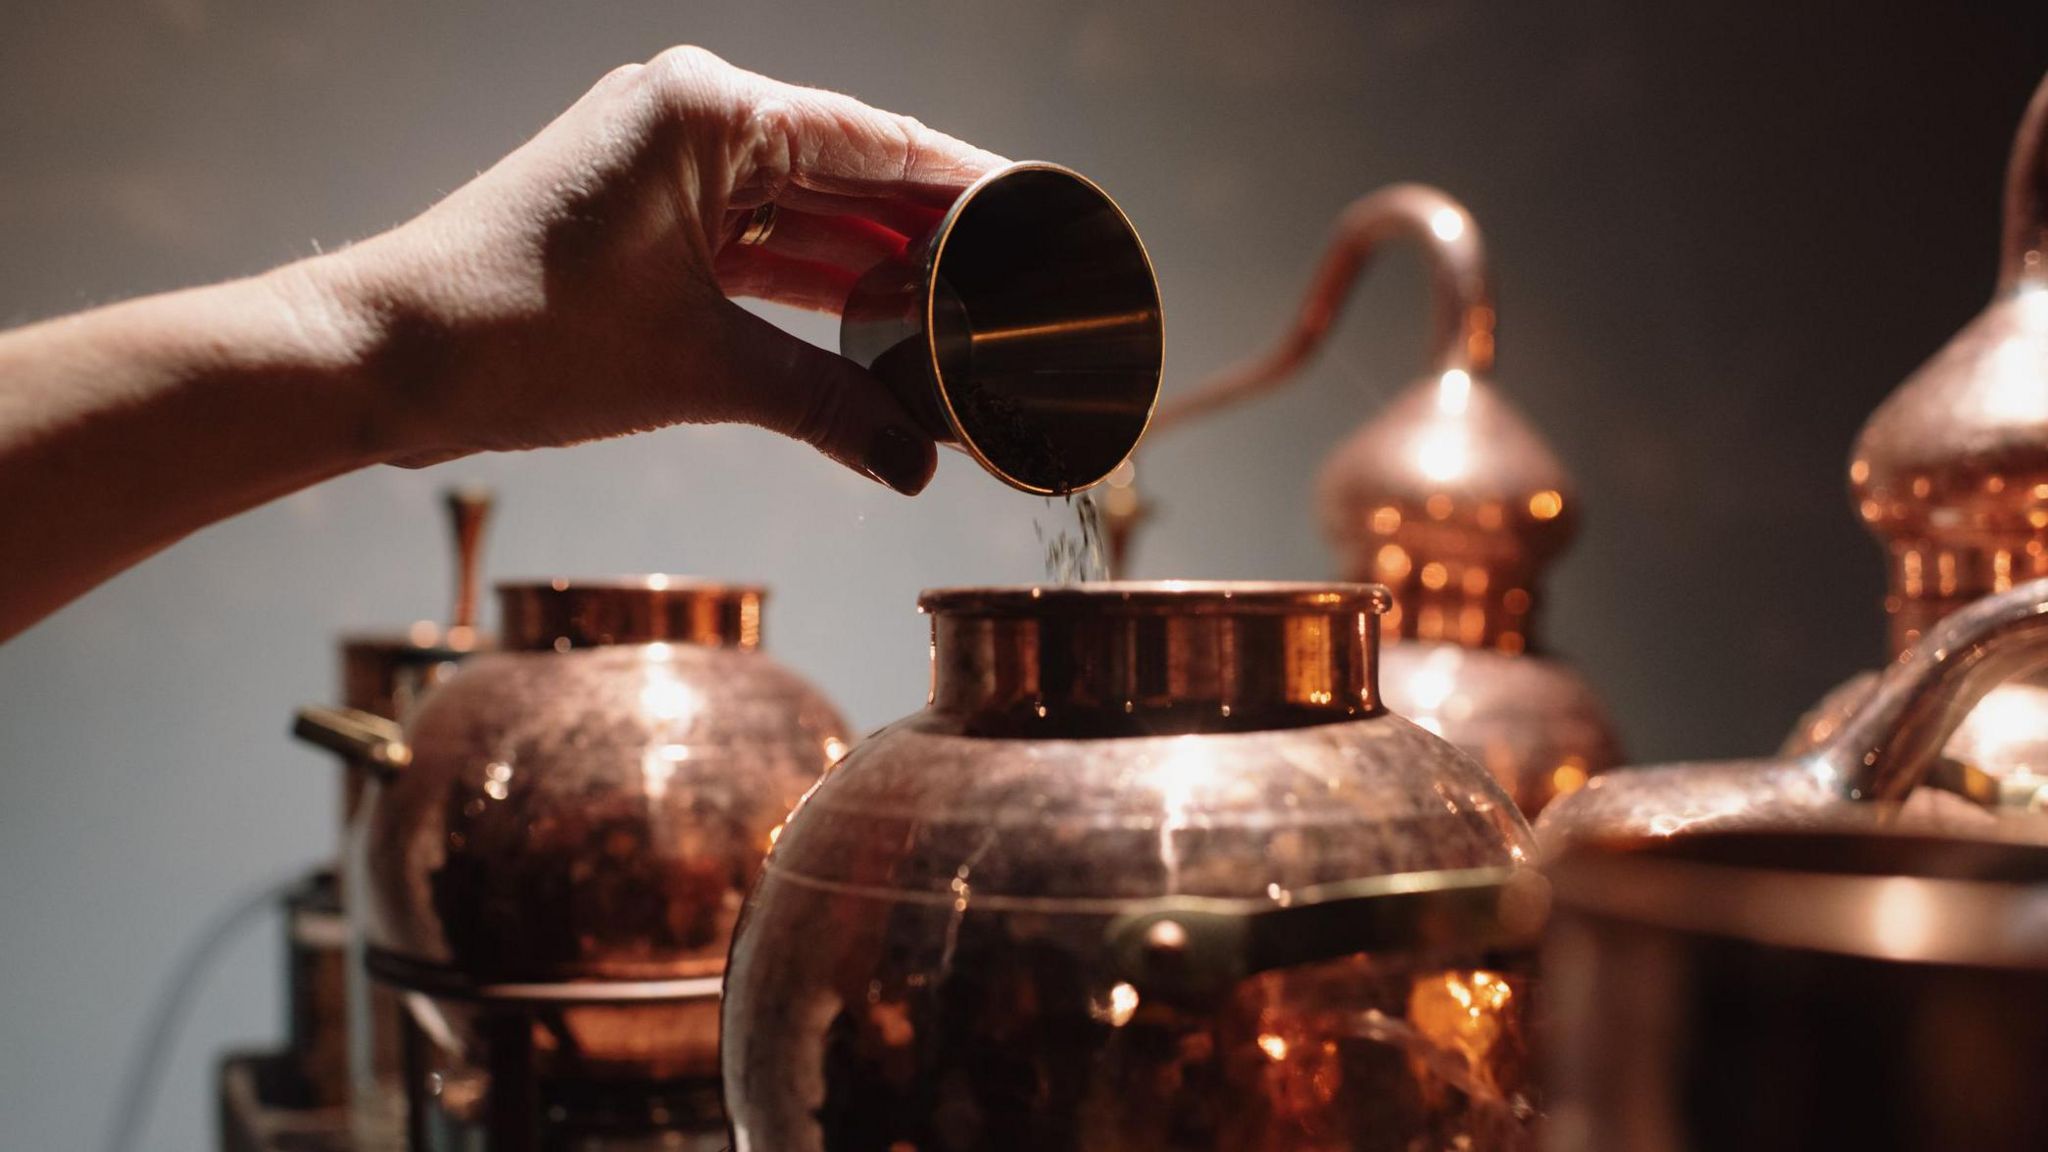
<box><xmin>443</xmin><ymin>487</ymin><xmax>492</xmax><ymax>639</ymax></box>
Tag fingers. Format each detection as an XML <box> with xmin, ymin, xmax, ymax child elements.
<box><xmin>714</xmin><ymin>247</ymin><xmax>858</xmax><ymax>313</ymax></box>
<box><xmin>721</xmin><ymin>207</ymin><xmax>907</xmax><ymax>269</ymax></box>
<box><xmin>643</xmin><ymin>47</ymin><xmax>1006</xmax><ymax>206</ymax></box>
<box><xmin>750</xmin><ymin>77</ymin><xmax>1007</xmax><ymax>203</ymax></box>
<box><xmin>760</xmin><ymin>186</ymin><xmax>945</xmax><ymax>239</ymax></box>
<box><xmin>703</xmin><ymin>300</ymin><xmax>936</xmax><ymax>495</ymax></box>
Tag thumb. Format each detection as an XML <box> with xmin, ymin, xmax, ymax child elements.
<box><xmin>705</xmin><ymin>302</ymin><xmax>937</xmax><ymax>495</ymax></box>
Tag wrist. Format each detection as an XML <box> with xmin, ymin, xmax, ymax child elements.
<box><xmin>261</xmin><ymin>246</ymin><xmax>451</xmax><ymax>467</ymax></box>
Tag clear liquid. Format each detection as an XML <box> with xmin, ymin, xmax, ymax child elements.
<box><xmin>1036</xmin><ymin>492</ymin><xmax>1108</xmax><ymax>583</ymax></box>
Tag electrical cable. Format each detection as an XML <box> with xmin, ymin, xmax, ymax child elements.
<box><xmin>100</xmin><ymin>873</ymin><xmax>299</xmax><ymax>1152</ymax></box>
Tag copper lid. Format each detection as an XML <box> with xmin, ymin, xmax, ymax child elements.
<box><xmin>498</xmin><ymin>577</ymin><xmax>765</xmax><ymax>651</ymax></box>
<box><xmin>1852</xmin><ymin>71</ymin><xmax>2048</xmax><ymax>654</ymax></box>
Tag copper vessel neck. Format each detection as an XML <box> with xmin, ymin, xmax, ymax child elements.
<box><xmin>919</xmin><ymin>582</ymin><xmax>1389</xmax><ymax>736</ymax></box>
<box><xmin>1152</xmin><ymin>184</ymin><xmax>1493</xmax><ymax>433</ymax></box>
<box><xmin>498</xmin><ymin>579</ymin><xmax>765</xmax><ymax>651</ymax></box>
<box><xmin>2002</xmin><ymin>72</ymin><xmax>2048</xmax><ymax>292</ymax></box>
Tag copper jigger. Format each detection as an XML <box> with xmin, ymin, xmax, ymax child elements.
<box><xmin>841</xmin><ymin>161</ymin><xmax>1164</xmax><ymax>495</ymax></box>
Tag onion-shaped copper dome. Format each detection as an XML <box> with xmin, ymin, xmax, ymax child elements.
<box><xmin>1850</xmin><ymin>72</ymin><xmax>2048</xmax><ymax>653</ymax></box>
<box><xmin>1787</xmin><ymin>70</ymin><xmax>2048</xmax><ymax>815</ymax></box>
<box><xmin>1142</xmin><ymin>185</ymin><xmax>1619</xmax><ymax>814</ymax></box>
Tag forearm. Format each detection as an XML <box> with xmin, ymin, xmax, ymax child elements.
<box><xmin>0</xmin><ymin>259</ymin><xmax>387</xmax><ymax>639</ymax></box>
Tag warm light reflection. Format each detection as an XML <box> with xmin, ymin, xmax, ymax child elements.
<box><xmin>1528</xmin><ymin>490</ymin><xmax>1564</xmax><ymax>520</ymax></box>
<box><xmin>639</xmin><ymin>662</ymin><xmax>703</xmax><ymax>801</ymax></box>
<box><xmin>1258</xmin><ymin>1032</ymin><xmax>1290</xmax><ymax>1061</ymax></box>
<box><xmin>1408</xmin><ymin>969</ymin><xmax>1516</xmax><ymax>1094</ymax></box>
<box><xmin>1436</xmin><ymin>368</ymin><xmax>1472</xmax><ymax>415</ymax></box>
<box><xmin>1155</xmin><ymin>735</ymin><xmax>1220</xmax><ymax>891</ymax></box>
<box><xmin>1108</xmin><ymin>982</ymin><xmax>1140</xmax><ymax>1027</ymax></box>
<box><xmin>1550</xmin><ymin>757</ymin><xmax>1588</xmax><ymax>796</ymax></box>
<box><xmin>1429</xmin><ymin>207</ymin><xmax>1465</xmax><ymax>242</ymax></box>
<box><xmin>1868</xmin><ymin>877</ymin><xmax>1938</xmax><ymax>960</ymax></box>
<box><xmin>1416</xmin><ymin>427</ymin><xmax>1470</xmax><ymax>484</ymax></box>
<box><xmin>1982</xmin><ymin>326</ymin><xmax>2048</xmax><ymax>422</ymax></box>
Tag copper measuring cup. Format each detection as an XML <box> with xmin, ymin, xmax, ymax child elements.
<box><xmin>841</xmin><ymin>161</ymin><xmax>1164</xmax><ymax>495</ymax></box>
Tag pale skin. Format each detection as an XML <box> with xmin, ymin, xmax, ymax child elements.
<box><xmin>0</xmin><ymin>47</ymin><xmax>1006</xmax><ymax>642</ymax></box>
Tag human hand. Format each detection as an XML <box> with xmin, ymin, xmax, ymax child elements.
<box><xmin>299</xmin><ymin>46</ymin><xmax>1005</xmax><ymax>493</ymax></box>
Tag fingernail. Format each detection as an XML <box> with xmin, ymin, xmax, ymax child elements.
<box><xmin>865</xmin><ymin>427</ymin><xmax>933</xmax><ymax>495</ymax></box>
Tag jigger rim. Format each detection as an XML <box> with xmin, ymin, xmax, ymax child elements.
<box><xmin>925</xmin><ymin>160</ymin><xmax>1163</xmax><ymax>495</ymax></box>
<box><xmin>918</xmin><ymin>580</ymin><xmax>1392</xmax><ymax>616</ymax></box>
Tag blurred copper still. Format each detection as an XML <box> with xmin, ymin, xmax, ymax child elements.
<box><xmin>723</xmin><ymin>582</ymin><xmax>1545</xmax><ymax>1152</ymax></box>
<box><xmin>1784</xmin><ymin>69</ymin><xmax>2048</xmax><ymax>816</ymax></box>
<box><xmin>298</xmin><ymin>578</ymin><xmax>850</xmax><ymax>1151</ymax></box>
<box><xmin>218</xmin><ymin>487</ymin><xmax>497</xmax><ymax>1152</ymax></box>
<box><xmin>1113</xmin><ymin>185</ymin><xmax>1619</xmax><ymax>816</ymax></box>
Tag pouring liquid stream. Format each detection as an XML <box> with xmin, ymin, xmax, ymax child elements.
<box><xmin>1036</xmin><ymin>491</ymin><xmax>1109</xmax><ymax>583</ymax></box>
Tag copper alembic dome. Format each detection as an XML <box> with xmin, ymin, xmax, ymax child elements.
<box><xmin>1127</xmin><ymin>184</ymin><xmax>1619</xmax><ymax>816</ymax></box>
<box><xmin>1785</xmin><ymin>69</ymin><xmax>2048</xmax><ymax>816</ymax></box>
<box><xmin>300</xmin><ymin>578</ymin><xmax>849</xmax><ymax>1149</ymax></box>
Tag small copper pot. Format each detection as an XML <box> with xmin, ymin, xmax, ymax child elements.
<box><xmin>1545</xmin><ymin>828</ymin><xmax>2048</xmax><ymax>1151</ymax></box>
<box><xmin>841</xmin><ymin>161</ymin><xmax>1163</xmax><ymax>495</ymax></box>
<box><xmin>723</xmin><ymin>582</ymin><xmax>1543</xmax><ymax>1151</ymax></box>
<box><xmin>300</xmin><ymin>578</ymin><xmax>849</xmax><ymax>1150</ymax></box>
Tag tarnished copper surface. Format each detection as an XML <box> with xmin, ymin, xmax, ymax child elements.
<box><xmin>1120</xmin><ymin>185</ymin><xmax>1619</xmax><ymax>815</ymax></box>
<box><xmin>841</xmin><ymin>161</ymin><xmax>1163</xmax><ymax>495</ymax></box>
<box><xmin>1545</xmin><ymin>830</ymin><xmax>2048</xmax><ymax>1150</ymax></box>
<box><xmin>723</xmin><ymin>582</ymin><xmax>1540</xmax><ymax>1151</ymax></box>
<box><xmin>1539</xmin><ymin>577</ymin><xmax>2048</xmax><ymax>848</ymax></box>
<box><xmin>1789</xmin><ymin>71</ymin><xmax>2048</xmax><ymax>810</ymax></box>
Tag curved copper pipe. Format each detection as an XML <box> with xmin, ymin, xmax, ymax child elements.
<box><xmin>1820</xmin><ymin>575</ymin><xmax>2048</xmax><ymax>803</ymax></box>
<box><xmin>1153</xmin><ymin>183</ymin><xmax>1494</xmax><ymax>433</ymax></box>
<box><xmin>2001</xmin><ymin>70</ymin><xmax>2048</xmax><ymax>292</ymax></box>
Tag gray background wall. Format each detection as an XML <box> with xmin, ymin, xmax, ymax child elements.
<box><xmin>4</xmin><ymin>2</ymin><xmax>2046</xmax><ymax>1147</ymax></box>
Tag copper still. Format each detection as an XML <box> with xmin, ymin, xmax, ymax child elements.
<box><xmin>1544</xmin><ymin>828</ymin><xmax>2048</xmax><ymax>1152</ymax></box>
<box><xmin>299</xmin><ymin>577</ymin><xmax>850</xmax><ymax>1151</ymax></box>
<box><xmin>1536</xmin><ymin>576</ymin><xmax>2048</xmax><ymax>848</ymax></box>
<box><xmin>722</xmin><ymin>581</ymin><xmax>1545</xmax><ymax>1152</ymax></box>
<box><xmin>1120</xmin><ymin>185</ymin><xmax>1620</xmax><ymax>816</ymax></box>
<box><xmin>221</xmin><ymin>487</ymin><xmax>495</xmax><ymax>1152</ymax></box>
<box><xmin>1782</xmin><ymin>70</ymin><xmax>2048</xmax><ymax>814</ymax></box>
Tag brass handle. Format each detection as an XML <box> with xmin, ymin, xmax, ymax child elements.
<box><xmin>1103</xmin><ymin>865</ymin><xmax>1546</xmax><ymax>1006</ymax></box>
<box><xmin>293</xmin><ymin>705</ymin><xmax>410</xmax><ymax>777</ymax></box>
